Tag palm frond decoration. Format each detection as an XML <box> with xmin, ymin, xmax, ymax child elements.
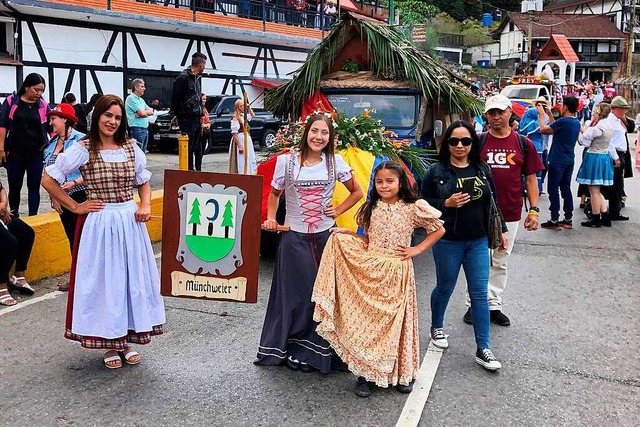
<box><xmin>265</xmin><ymin>14</ymin><xmax>482</xmax><ymax>119</ymax></box>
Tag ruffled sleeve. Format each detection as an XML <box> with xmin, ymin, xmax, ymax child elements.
<box><xmin>271</xmin><ymin>154</ymin><xmax>288</xmax><ymax>190</ymax></box>
<box><xmin>133</xmin><ymin>142</ymin><xmax>152</xmax><ymax>185</ymax></box>
<box><xmin>412</xmin><ymin>199</ymin><xmax>443</xmax><ymax>233</ymax></box>
<box><xmin>230</xmin><ymin>119</ymin><xmax>240</xmax><ymax>135</ymax></box>
<box><xmin>334</xmin><ymin>154</ymin><xmax>354</xmax><ymax>182</ymax></box>
<box><xmin>45</xmin><ymin>141</ymin><xmax>89</xmax><ymax>184</ymax></box>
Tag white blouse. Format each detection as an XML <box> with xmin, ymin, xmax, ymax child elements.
<box><xmin>271</xmin><ymin>152</ymin><xmax>353</xmax><ymax>190</ymax></box>
<box><xmin>271</xmin><ymin>152</ymin><xmax>354</xmax><ymax>233</ymax></box>
<box><xmin>45</xmin><ymin>141</ymin><xmax>152</xmax><ymax>186</ymax></box>
<box><xmin>230</xmin><ymin>116</ymin><xmax>252</xmax><ymax>135</ymax></box>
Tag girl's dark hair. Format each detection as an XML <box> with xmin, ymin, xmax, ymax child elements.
<box><xmin>18</xmin><ymin>73</ymin><xmax>46</xmax><ymax>96</ymax></box>
<box><xmin>87</xmin><ymin>94</ymin><xmax>128</xmax><ymax>162</ymax></box>
<box><xmin>438</xmin><ymin>120</ymin><xmax>481</xmax><ymax>164</ymax></box>
<box><xmin>299</xmin><ymin>114</ymin><xmax>336</xmax><ymax>162</ymax></box>
<box><xmin>356</xmin><ymin>161</ymin><xmax>417</xmax><ymax>231</ymax></box>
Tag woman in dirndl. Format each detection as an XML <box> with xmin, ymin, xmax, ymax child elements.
<box><xmin>576</xmin><ymin>103</ymin><xmax>615</xmax><ymax>227</ymax></box>
<box><xmin>229</xmin><ymin>99</ymin><xmax>257</xmax><ymax>174</ymax></box>
<box><xmin>255</xmin><ymin>113</ymin><xmax>363</xmax><ymax>373</ymax></box>
<box><xmin>42</xmin><ymin>94</ymin><xmax>166</xmax><ymax>369</ymax></box>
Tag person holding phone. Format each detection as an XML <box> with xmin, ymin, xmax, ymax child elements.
<box><xmin>421</xmin><ymin>120</ymin><xmax>507</xmax><ymax>371</ymax></box>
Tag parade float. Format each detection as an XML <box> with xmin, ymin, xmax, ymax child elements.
<box><xmin>258</xmin><ymin>13</ymin><xmax>482</xmax><ymax>244</ymax></box>
<box><xmin>500</xmin><ymin>74</ymin><xmax>562</xmax><ymax>118</ymax></box>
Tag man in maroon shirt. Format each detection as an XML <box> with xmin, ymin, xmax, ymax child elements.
<box><xmin>464</xmin><ymin>94</ymin><xmax>545</xmax><ymax>326</ymax></box>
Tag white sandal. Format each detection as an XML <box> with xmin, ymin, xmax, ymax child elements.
<box><xmin>9</xmin><ymin>276</ymin><xmax>35</xmax><ymax>295</ymax></box>
<box><xmin>0</xmin><ymin>289</ymin><xmax>17</xmax><ymax>306</ymax></box>
<box><xmin>119</xmin><ymin>349</ymin><xmax>141</xmax><ymax>365</ymax></box>
<box><xmin>103</xmin><ymin>351</ymin><xmax>123</xmax><ymax>369</ymax></box>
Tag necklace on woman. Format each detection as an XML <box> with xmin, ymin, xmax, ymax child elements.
<box><xmin>302</xmin><ymin>156</ymin><xmax>322</xmax><ymax>167</ymax></box>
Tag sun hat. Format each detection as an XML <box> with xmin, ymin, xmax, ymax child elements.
<box><xmin>47</xmin><ymin>103</ymin><xmax>78</xmax><ymax>125</ymax></box>
<box><xmin>533</xmin><ymin>96</ymin><xmax>549</xmax><ymax>107</ymax></box>
<box><xmin>610</xmin><ymin>96</ymin><xmax>630</xmax><ymax>109</ymax></box>
<box><xmin>484</xmin><ymin>94</ymin><xmax>511</xmax><ymax>113</ymax></box>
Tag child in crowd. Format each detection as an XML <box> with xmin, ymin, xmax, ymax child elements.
<box><xmin>312</xmin><ymin>161</ymin><xmax>445</xmax><ymax>397</ymax></box>
<box><xmin>255</xmin><ymin>113</ymin><xmax>363</xmax><ymax>374</ymax></box>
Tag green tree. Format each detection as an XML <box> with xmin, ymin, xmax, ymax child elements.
<box><xmin>189</xmin><ymin>198</ymin><xmax>201</xmax><ymax>236</ymax></box>
<box><xmin>431</xmin><ymin>0</ymin><xmax>465</xmax><ymax>21</ymax></box>
<box><xmin>461</xmin><ymin>19</ymin><xmax>493</xmax><ymax>47</ymax></box>
<box><xmin>396</xmin><ymin>0</ymin><xmax>439</xmax><ymax>25</ymax></box>
<box><xmin>221</xmin><ymin>200</ymin><xmax>234</xmax><ymax>239</ymax></box>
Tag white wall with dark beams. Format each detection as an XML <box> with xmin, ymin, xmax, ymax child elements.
<box><xmin>12</xmin><ymin>15</ymin><xmax>309</xmax><ymax>106</ymax></box>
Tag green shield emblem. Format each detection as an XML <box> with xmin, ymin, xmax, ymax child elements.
<box><xmin>185</xmin><ymin>192</ymin><xmax>237</xmax><ymax>262</ymax></box>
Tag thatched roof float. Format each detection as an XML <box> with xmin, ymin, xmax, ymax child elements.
<box><xmin>265</xmin><ymin>13</ymin><xmax>482</xmax><ymax>119</ymax></box>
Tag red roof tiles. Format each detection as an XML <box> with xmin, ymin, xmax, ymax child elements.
<box><xmin>538</xmin><ymin>34</ymin><xmax>579</xmax><ymax>62</ymax></box>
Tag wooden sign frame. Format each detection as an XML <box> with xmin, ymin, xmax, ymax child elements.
<box><xmin>160</xmin><ymin>170</ymin><xmax>263</xmax><ymax>303</ymax></box>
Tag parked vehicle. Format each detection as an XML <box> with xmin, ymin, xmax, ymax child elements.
<box><xmin>323</xmin><ymin>88</ymin><xmax>422</xmax><ymax>142</ymax></box>
<box><xmin>149</xmin><ymin>95</ymin><xmax>282</xmax><ymax>153</ymax></box>
<box><xmin>500</xmin><ymin>75</ymin><xmax>561</xmax><ymax>118</ymax></box>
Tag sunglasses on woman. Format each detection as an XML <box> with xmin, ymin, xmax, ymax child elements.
<box><xmin>447</xmin><ymin>137</ymin><xmax>473</xmax><ymax>147</ymax></box>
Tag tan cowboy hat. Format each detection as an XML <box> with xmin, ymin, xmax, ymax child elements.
<box><xmin>610</xmin><ymin>96</ymin><xmax>630</xmax><ymax>109</ymax></box>
<box><xmin>533</xmin><ymin>96</ymin><xmax>549</xmax><ymax>107</ymax></box>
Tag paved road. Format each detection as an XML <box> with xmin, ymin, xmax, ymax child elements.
<box><xmin>1</xmin><ymin>144</ymin><xmax>639</xmax><ymax>426</ymax></box>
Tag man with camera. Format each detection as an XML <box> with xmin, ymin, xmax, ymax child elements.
<box><xmin>171</xmin><ymin>52</ymin><xmax>207</xmax><ymax>171</ymax></box>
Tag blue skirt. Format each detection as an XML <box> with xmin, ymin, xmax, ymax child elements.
<box><xmin>576</xmin><ymin>152</ymin><xmax>614</xmax><ymax>186</ymax></box>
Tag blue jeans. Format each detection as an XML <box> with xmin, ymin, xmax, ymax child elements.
<box><xmin>547</xmin><ymin>162</ymin><xmax>574</xmax><ymax>221</ymax></box>
<box><xmin>431</xmin><ymin>237</ymin><xmax>490</xmax><ymax>349</ymax></box>
<box><xmin>130</xmin><ymin>126</ymin><xmax>149</xmax><ymax>153</ymax></box>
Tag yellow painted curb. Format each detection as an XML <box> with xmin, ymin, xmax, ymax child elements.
<box><xmin>21</xmin><ymin>189</ymin><xmax>164</xmax><ymax>282</ymax></box>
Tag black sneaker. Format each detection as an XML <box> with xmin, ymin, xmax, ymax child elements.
<box><xmin>541</xmin><ymin>220</ymin><xmax>561</xmax><ymax>230</ymax></box>
<box><xmin>463</xmin><ymin>308</ymin><xmax>472</xmax><ymax>325</ymax></box>
<box><xmin>285</xmin><ymin>355</ymin><xmax>300</xmax><ymax>371</ymax></box>
<box><xmin>396</xmin><ymin>381</ymin><xmax>414</xmax><ymax>394</ymax></box>
<box><xmin>581</xmin><ymin>216</ymin><xmax>601</xmax><ymax>228</ymax></box>
<box><xmin>299</xmin><ymin>362</ymin><xmax>316</xmax><ymax>373</ymax></box>
<box><xmin>355</xmin><ymin>377</ymin><xmax>371</xmax><ymax>398</ymax></box>
<box><xmin>558</xmin><ymin>219</ymin><xmax>573</xmax><ymax>229</ymax></box>
<box><xmin>430</xmin><ymin>327</ymin><xmax>449</xmax><ymax>349</ymax></box>
<box><xmin>490</xmin><ymin>310</ymin><xmax>511</xmax><ymax>326</ymax></box>
<box><xmin>475</xmin><ymin>348</ymin><xmax>502</xmax><ymax>371</ymax></box>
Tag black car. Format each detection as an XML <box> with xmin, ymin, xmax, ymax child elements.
<box><xmin>149</xmin><ymin>95</ymin><xmax>281</xmax><ymax>153</ymax></box>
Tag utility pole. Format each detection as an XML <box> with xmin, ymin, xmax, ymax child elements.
<box><xmin>389</xmin><ymin>0</ymin><xmax>395</xmax><ymax>26</ymax></box>
<box><xmin>527</xmin><ymin>10</ymin><xmax>534</xmax><ymax>73</ymax></box>
<box><xmin>627</xmin><ymin>0</ymin><xmax>637</xmax><ymax>77</ymax></box>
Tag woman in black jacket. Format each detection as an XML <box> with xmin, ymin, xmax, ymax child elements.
<box><xmin>421</xmin><ymin>120</ymin><xmax>507</xmax><ymax>371</ymax></box>
<box><xmin>0</xmin><ymin>73</ymin><xmax>50</xmax><ymax>216</ymax></box>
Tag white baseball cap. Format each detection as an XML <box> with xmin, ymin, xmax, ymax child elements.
<box><xmin>484</xmin><ymin>94</ymin><xmax>511</xmax><ymax>113</ymax></box>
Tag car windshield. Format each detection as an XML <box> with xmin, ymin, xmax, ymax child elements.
<box><xmin>325</xmin><ymin>93</ymin><xmax>417</xmax><ymax>128</ymax></box>
<box><xmin>501</xmin><ymin>86</ymin><xmax>540</xmax><ymax>99</ymax></box>
<box><xmin>206</xmin><ymin>96</ymin><xmax>223</xmax><ymax>112</ymax></box>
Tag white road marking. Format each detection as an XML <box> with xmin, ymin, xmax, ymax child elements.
<box><xmin>396</xmin><ymin>342</ymin><xmax>444</xmax><ymax>427</ymax></box>
<box><xmin>0</xmin><ymin>290</ymin><xmax>64</xmax><ymax>317</ymax></box>
<box><xmin>0</xmin><ymin>251</ymin><xmax>163</xmax><ymax>317</ymax></box>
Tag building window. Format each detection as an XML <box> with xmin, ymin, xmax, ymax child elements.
<box><xmin>582</xmin><ymin>41</ymin><xmax>597</xmax><ymax>55</ymax></box>
<box><xmin>509</xmin><ymin>22</ymin><xmax>514</xmax><ymax>32</ymax></box>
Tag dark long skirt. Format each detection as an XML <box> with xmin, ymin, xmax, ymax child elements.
<box><xmin>255</xmin><ymin>228</ymin><xmax>334</xmax><ymax>373</ymax></box>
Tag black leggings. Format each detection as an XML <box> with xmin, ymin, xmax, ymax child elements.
<box><xmin>6</xmin><ymin>155</ymin><xmax>44</xmax><ymax>216</ymax></box>
<box><xmin>0</xmin><ymin>218</ymin><xmax>35</xmax><ymax>284</ymax></box>
<box><xmin>59</xmin><ymin>190</ymin><xmax>87</xmax><ymax>250</ymax></box>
